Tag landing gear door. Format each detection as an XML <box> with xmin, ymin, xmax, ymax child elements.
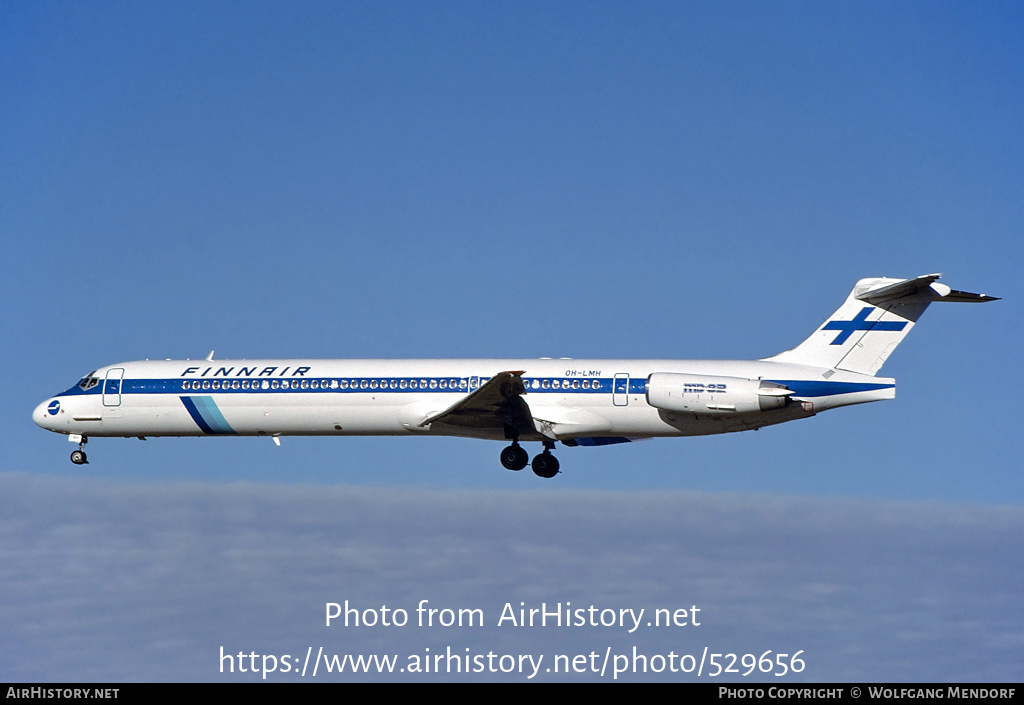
<box><xmin>613</xmin><ymin>373</ymin><xmax>629</xmax><ymax>406</ymax></box>
<box><xmin>103</xmin><ymin>368</ymin><xmax>124</xmax><ymax>407</ymax></box>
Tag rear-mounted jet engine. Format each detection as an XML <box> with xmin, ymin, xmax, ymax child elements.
<box><xmin>646</xmin><ymin>373</ymin><xmax>793</xmax><ymax>415</ymax></box>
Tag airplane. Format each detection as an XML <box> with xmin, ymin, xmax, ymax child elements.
<box><xmin>34</xmin><ymin>274</ymin><xmax>996</xmax><ymax>478</ymax></box>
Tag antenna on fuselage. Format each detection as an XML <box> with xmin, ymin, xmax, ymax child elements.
<box><xmin>206</xmin><ymin>350</ymin><xmax>215</xmax><ymax>361</ymax></box>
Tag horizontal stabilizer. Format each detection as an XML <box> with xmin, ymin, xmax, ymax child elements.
<box><xmin>930</xmin><ymin>288</ymin><xmax>999</xmax><ymax>303</ymax></box>
<box><xmin>857</xmin><ymin>273</ymin><xmax>998</xmax><ymax>306</ymax></box>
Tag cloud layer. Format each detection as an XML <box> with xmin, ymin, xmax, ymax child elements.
<box><xmin>1</xmin><ymin>472</ymin><xmax>1020</xmax><ymax>682</ymax></box>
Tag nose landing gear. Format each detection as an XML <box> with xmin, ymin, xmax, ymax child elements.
<box><xmin>69</xmin><ymin>435</ymin><xmax>88</xmax><ymax>465</ymax></box>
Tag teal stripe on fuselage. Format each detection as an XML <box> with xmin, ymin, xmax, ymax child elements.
<box><xmin>186</xmin><ymin>396</ymin><xmax>236</xmax><ymax>434</ymax></box>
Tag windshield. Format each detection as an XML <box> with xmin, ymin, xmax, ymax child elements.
<box><xmin>77</xmin><ymin>371</ymin><xmax>100</xmax><ymax>391</ymax></box>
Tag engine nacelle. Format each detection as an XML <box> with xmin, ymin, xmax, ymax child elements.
<box><xmin>646</xmin><ymin>373</ymin><xmax>792</xmax><ymax>415</ymax></box>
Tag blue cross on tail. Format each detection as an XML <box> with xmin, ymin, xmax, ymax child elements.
<box><xmin>822</xmin><ymin>307</ymin><xmax>907</xmax><ymax>345</ymax></box>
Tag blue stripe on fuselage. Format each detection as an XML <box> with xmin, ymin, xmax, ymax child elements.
<box><xmin>180</xmin><ymin>396</ymin><xmax>236</xmax><ymax>434</ymax></box>
<box><xmin>767</xmin><ymin>380</ymin><xmax>894</xmax><ymax>398</ymax></box>
<box><xmin>69</xmin><ymin>377</ymin><xmax>893</xmax><ymax>400</ymax></box>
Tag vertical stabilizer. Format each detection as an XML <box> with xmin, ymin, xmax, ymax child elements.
<box><xmin>764</xmin><ymin>274</ymin><xmax>997</xmax><ymax>376</ymax></box>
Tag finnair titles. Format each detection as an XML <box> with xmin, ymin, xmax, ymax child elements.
<box><xmin>34</xmin><ymin>274</ymin><xmax>996</xmax><ymax>478</ymax></box>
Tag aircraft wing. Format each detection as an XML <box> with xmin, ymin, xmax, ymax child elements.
<box><xmin>419</xmin><ymin>371</ymin><xmax>529</xmax><ymax>429</ymax></box>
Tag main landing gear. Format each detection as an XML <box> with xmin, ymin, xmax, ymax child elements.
<box><xmin>499</xmin><ymin>440</ymin><xmax>559</xmax><ymax>479</ymax></box>
<box><xmin>531</xmin><ymin>449</ymin><xmax>559</xmax><ymax>479</ymax></box>
<box><xmin>499</xmin><ymin>442</ymin><xmax>529</xmax><ymax>471</ymax></box>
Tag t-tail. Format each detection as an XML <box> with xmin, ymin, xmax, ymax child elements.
<box><xmin>764</xmin><ymin>273</ymin><xmax>997</xmax><ymax>376</ymax></box>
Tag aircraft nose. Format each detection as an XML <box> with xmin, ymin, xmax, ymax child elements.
<box><xmin>33</xmin><ymin>399</ymin><xmax>60</xmax><ymax>430</ymax></box>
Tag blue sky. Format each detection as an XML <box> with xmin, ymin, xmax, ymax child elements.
<box><xmin>2</xmin><ymin>1</ymin><xmax>1022</xmax><ymax>682</ymax></box>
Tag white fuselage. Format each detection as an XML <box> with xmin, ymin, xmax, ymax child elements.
<box><xmin>33</xmin><ymin>357</ymin><xmax>895</xmax><ymax>443</ymax></box>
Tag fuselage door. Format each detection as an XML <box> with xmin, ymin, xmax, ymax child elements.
<box><xmin>103</xmin><ymin>368</ymin><xmax>124</xmax><ymax>407</ymax></box>
<box><xmin>613</xmin><ymin>373</ymin><xmax>629</xmax><ymax>406</ymax></box>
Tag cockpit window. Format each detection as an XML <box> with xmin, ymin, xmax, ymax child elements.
<box><xmin>78</xmin><ymin>371</ymin><xmax>100</xmax><ymax>391</ymax></box>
